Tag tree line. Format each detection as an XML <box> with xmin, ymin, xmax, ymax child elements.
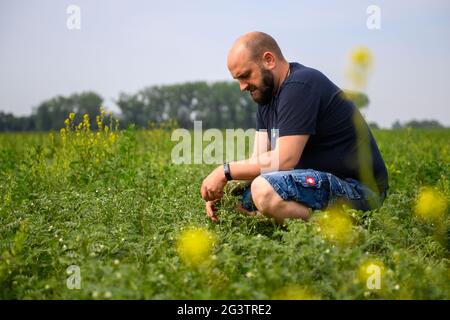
<box><xmin>1</xmin><ymin>81</ymin><xmax>443</xmax><ymax>132</ymax></box>
<box><xmin>0</xmin><ymin>82</ymin><xmax>258</xmax><ymax>132</ymax></box>
<box><xmin>391</xmin><ymin>119</ymin><xmax>445</xmax><ymax>129</ymax></box>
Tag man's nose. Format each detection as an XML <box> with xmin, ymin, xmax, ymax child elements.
<box><xmin>239</xmin><ymin>82</ymin><xmax>248</xmax><ymax>92</ymax></box>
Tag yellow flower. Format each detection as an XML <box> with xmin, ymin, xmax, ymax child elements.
<box><xmin>350</xmin><ymin>46</ymin><xmax>373</xmax><ymax>69</ymax></box>
<box><xmin>176</xmin><ymin>227</ymin><xmax>215</xmax><ymax>266</ymax></box>
<box><xmin>346</xmin><ymin>46</ymin><xmax>373</xmax><ymax>90</ymax></box>
<box><xmin>414</xmin><ymin>187</ymin><xmax>447</xmax><ymax>220</ymax></box>
<box><xmin>109</xmin><ymin>133</ymin><xmax>117</xmax><ymax>143</ymax></box>
<box><xmin>315</xmin><ymin>205</ymin><xmax>354</xmax><ymax>244</ymax></box>
<box><xmin>69</xmin><ymin>112</ymin><xmax>75</xmax><ymax>120</ymax></box>
<box><xmin>272</xmin><ymin>285</ymin><xmax>320</xmax><ymax>300</ymax></box>
<box><xmin>83</xmin><ymin>114</ymin><xmax>91</xmax><ymax>131</ymax></box>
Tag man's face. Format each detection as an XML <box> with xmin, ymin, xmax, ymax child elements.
<box><xmin>248</xmin><ymin>66</ymin><xmax>275</xmax><ymax>105</ymax></box>
<box><xmin>228</xmin><ymin>51</ymin><xmax>275</xmax><ymax>106</ymax></box>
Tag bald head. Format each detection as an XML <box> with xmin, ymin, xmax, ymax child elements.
<box><xmin>229</xmin><ymin>31</ymin><xmax>285</xmax><ymax>65</ymax></box>
<box><xmin>227</xmin><ymin>32</ymin><xmax>290</xmax><ymax>105</ymax></box>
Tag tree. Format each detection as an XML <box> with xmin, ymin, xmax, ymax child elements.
<box><xmin>391</xmin><ymin>119</ymin><xmax>445</xmax><ymax>129</ymax></box>
<box><xmin>368</xmin><ymin>122</ymin><xmax>380</xmax><ymax>130</ymax></box>
<box><xmin>0</xmin><ymin>112</ymin><xmax>36</xmax><ymax>132</ymax></box>
<box><xmin>392</xmin><ymin>120</ymin><xmax>403</xmax><ymax>130</ymax></box>
<box><xmin>404</xmin><ymin>119</ymin><xmax>444</xmax><ymax>129</ymax></box>
<box><xmin>117</xmin><ymin>81</ymin><xmax>257</xmax><ymax>129</ymax></box>
<box><xmin>33</xmin><ymin>92</ymin><xmax>103</xmax><ymax>131</ymax></box>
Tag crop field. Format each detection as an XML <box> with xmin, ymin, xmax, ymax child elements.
<box><xmin>0</xmin><ymin>115</ymin><xmax>449</xmax><ymax>299</ymax></box>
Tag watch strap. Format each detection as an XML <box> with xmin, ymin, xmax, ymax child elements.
<box><xmin>223</xmin><ymin>163</ymin><xmax>233</xmax><ymax>181</ymax></box>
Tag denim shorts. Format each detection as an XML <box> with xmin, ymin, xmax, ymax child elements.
<box><xmin>240</xmin><ymin>169</ymin><xmax>386</xmax><ymax>212</ymax></box>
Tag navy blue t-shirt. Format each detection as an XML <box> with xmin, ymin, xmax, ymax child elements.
<box><xmin>256</xmin><ymin>62</ymin><xmax>389</xmax><ymax>195</ymax></box>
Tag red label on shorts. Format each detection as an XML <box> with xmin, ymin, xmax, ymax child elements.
<box><xmin>306</xmin><ymin>176</ymin><xmax>316</xmax><ymax>185</ymax></box>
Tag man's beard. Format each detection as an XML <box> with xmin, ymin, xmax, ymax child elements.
<box><xmin>248</xmin><ymin>68</ymin><xmax>275</xmax><ymax>106</ymax></box>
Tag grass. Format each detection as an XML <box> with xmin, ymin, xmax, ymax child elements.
<box><xmin>0</xmin><ymin>120</ymin><xmax>449</xmax><ymax>299</ymax></box>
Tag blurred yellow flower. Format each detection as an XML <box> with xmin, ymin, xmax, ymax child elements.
<box><xmin>414</xmin><ymin>187</ymin><xmax>447</xmax><ymax>220</ymax></box>
<box><xmin>350</xmin><ymin>46</ymin><xmax>373</xmax><ymax>69</ymax></box>
<box><xmin>69</xmin><ymin>112</ymin><xmax>75</xmax><ymax>120</ymax></box>
<box><xmin>272</xmin><ymin>285</ymin><xmax>320</xmax><ymax>300</ymax></box>
<box><xmin>176</xmin><ymin>227</ymin><xmax>215</xmax><ymax>266</ymax></box>
<box><xmin>316</xmin><ymin>206</ymin><xmax>354</xmax><ymax>244</ymax></box>
<box><xmin>346</xmin><ymin>46</ymin><xmax>373</xmax><ymax>90</ymax></box>
<box><xmin>83</xmin><ymin>114</ymin><xmax>91</xmax><ymax>131</ymax></box>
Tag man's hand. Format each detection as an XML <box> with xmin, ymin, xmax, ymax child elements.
<box><xmin>205</xmin><ymin>200</ymin><xmax>219</xmax><ymax>222</ymax></box>
<box><xmin>200</xmin><ymin>165</ymin><xmax>227</xmax><ymax>201</ymax></box>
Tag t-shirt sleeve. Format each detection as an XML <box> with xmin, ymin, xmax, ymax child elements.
<box><xmin>277</xmin><ymin>82</ymin><xmax>320</xmax><ymax>136</ymax></box>
<box><xmin>256</xmin><ymin>107</ymin><xmax>267</xmax><ymax>130</ymax></box>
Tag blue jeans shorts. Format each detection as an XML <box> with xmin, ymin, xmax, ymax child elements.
<box><xmin>240</xmin><ymin>169</ymin><xmax>386</xmax><ymax>212</ymax></box>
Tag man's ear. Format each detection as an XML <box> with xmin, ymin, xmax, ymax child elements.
<box><xmin>262</xmin><ymin>51</ymin><xmax>276</xmax><ymax>69</ymax></box>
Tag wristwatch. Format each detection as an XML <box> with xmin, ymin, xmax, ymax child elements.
<box><xmin>223</xmin><ymin>163</ymin><xmax>233</xmax><ymax>181</ymax></box>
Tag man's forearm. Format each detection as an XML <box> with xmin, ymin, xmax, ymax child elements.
<box><xmin>227</xmin><ymin>160</ymin><xmax>261</xmax><ymax>181</ymax></box>
<box><xmin>227</xmin><ymin>150</ymin><xmax>280</xmax><ymax>181</ymax></box>
<box><xmin>218</xmin><ymin>135</ymin><xmax>306</xmax><ymax>182</ymax></box>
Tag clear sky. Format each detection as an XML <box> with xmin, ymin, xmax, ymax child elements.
<box><xmin>1</xmin><ymin>0</ymin><xmax>449</xmax><ymax>128</ymax></box>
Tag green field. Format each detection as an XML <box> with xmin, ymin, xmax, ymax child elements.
<box><xmin>0</xmin><ymin>120</ymin><xmax>449</xmax><ymax>299</ymax></box>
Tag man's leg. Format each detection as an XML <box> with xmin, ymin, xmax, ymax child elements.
<box><xmin>250</xmin><ymin>176</ymin><xmax>311</xmax><ymax>223</ymax></box>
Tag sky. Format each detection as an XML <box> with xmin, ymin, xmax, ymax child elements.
<box><xmin>0</xmin><ymin>0</ymin><xmax>449</xmax><ymax>128</ymax></box>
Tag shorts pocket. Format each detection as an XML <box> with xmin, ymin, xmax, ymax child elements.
<box><xmin>291</xmin><ymin>170</ymin><xmax>323</xmax><ymax>189</ymax></box>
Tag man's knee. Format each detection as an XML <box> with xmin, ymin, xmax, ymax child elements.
<box><xmin>251</xmin><ymin>176</ymin><xmax>281</xmax><ymax>214</ymax></box>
